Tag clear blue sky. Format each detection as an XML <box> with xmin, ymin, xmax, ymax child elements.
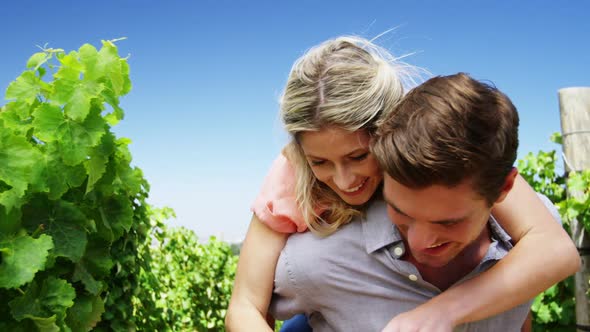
<box><xmin>1</xmin><ymin>1</ymin><xmax>588</xmax><ymax>242</ymax></box>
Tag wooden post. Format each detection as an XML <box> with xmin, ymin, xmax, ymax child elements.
<box><xmin>558</xmin><ymin>87</ymin><xmax>590</xmax><ymax>332</ymax></box>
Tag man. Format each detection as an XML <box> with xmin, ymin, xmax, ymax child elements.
<box><xmin>270</xmin><ymin>73</ymin><xmax>544</xmax><ymax>331</ymax></box>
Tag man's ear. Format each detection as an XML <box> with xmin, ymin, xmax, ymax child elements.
<box><xmin>494</xmin><ymin>167</ymin><xmax>519</xmax><ymax>204</ymax></box>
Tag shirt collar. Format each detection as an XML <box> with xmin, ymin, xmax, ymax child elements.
<box><xmin>361</xmin><ymin>200</ymin><xmax>402</xmax><ymax>253</ymax></box>
<box><xmin>488</xmin><ymin>213</ymin><xmax>513</xmax><ymax>246</ymax></box>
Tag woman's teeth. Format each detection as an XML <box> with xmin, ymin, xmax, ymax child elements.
<box><xmin>343</xmin><ymin>179</ymin><xmax>367</xmax><ymax>193</ymax></box>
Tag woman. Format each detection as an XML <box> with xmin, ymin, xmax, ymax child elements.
<box><xmin>225</xmin><ymin>36</ymin><xmax>579</xmax><ymax>331</ymax></box>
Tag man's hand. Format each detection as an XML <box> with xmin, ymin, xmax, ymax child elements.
<box><xmin>381</xmin><ymin>306</ymin><xmax>455</xmax><ymax>332</ymax></box>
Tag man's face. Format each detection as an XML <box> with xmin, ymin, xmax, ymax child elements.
<box><xmin>382</xmin><ymin>174</ymin><xmax>493</xmax><ymax>268</ymax></box>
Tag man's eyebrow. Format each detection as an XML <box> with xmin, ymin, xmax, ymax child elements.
<box><xmin>385</xmin><ymin>196</ymin><xmax>468</xmax><ymax>224</ymax></box>
<box><xmin>384</xmin><ymin>197</ymin><xmax>411</xmax><ymax>218</ymax></box>
<box><xmin>430</xmin><ymin>217</ymin><xmax>466</xmax><ymax>225</ymax></box>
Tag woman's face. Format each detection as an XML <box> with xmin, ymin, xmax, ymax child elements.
<box><xmin>299</xmin><ymin>127</ymin><xmax>382</xmax><ymax>206</ymax></box>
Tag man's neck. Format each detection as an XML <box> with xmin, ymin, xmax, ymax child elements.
<box><xmin>407</xmin><ymin>225</ymin><xmax>492</xmax><ymax>291</ymax></box>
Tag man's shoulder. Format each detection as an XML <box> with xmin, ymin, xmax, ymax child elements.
<box><xmin>285</xmin><ymin>199</ymin><xmax>391</xmax><ymax>257</ymax></box>
<box><xmin>285</xmin><ymin>216</ymin><xmax>364</xmax><ymax>262</ymax></box>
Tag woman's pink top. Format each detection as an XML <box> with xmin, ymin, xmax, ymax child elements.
<box><xmin>251</xmin><ymin>154</ymin><xmax>309</xmax><ymax>233</ymax></box>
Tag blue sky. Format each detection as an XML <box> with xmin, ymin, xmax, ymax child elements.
<box><xmin>1</xmin><ymin>1</ymin><xmax>588</xmax><ymax>242</ymax></box>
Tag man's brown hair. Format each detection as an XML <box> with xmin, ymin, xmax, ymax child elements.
<box><xmin>372</xmin><ymin>73</ymin><xmax>519</xmax><ymax>205</ymax></box>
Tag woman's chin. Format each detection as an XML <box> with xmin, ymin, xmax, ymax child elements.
<box><xmin>338</xmin><ymin>180</ymin><xmax>378</xmax><ymax>206</ymax></box>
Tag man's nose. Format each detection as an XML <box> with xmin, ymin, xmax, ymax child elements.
<box><xmin>407</xmin><ymin>223</ymin><xmax>437</xmax><ymax>251</ymax></box>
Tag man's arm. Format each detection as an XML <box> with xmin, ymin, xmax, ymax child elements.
<box><xmin>226</xmin><ymin>214</ymin><xmax>288</xmax><ymax>331</ymax></box>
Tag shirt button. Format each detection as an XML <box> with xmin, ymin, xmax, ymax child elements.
<box><xmin>408</xmin><ymin>274</ymin><xmax>418</xmax><ymax>281</ymax></box>
<box><xmin>393</xmin><ymin>247</ymin><xmax>404</xmax><ymax>257</ymax></box>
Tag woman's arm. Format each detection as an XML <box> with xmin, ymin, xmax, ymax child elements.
<box><xmin>226</xmin><ymin>214</ymin><xmax>288</xmax><ymax>331</ymax></box>
<box><xmin>382</xmin><ymin>174</ymin><xmax>580</xmax><ymax>331</ymax></box>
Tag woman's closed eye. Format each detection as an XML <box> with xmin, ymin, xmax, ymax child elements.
<box><xmin>310</xmin><ymin>159</ymin><xmax>326</xmax><ymax>166</ymax></box>
<box><xmin>350</xmin><ymin>152</ymin><xmax>369</xmax><ymax>161</ymax></box>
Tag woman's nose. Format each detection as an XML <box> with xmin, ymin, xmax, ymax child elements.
<box><xmin>333</xmin><ymin>166</ymin><xmax>356</xmax><ymax>190</ymax></box>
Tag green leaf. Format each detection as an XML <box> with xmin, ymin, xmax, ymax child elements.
<box><xmin>9</xmin><ymin>277</ymin><xmax>75</xmax><ymax>331</ymax></box>
<box><xmin>22</xmin><ymin>199</ymin><xmax>89</xmax><ymax>262</ymax></box>
<box><xmin>102</xmin><ymin>138</ymin><xmax>147</xmax><ymax>196</ymax></box>
<box><xmin>94</xmin><ymin>204</ymin><xmax>114</xmax><ymax>242</ymax></box>
<box><xmin>0</xmin><ymin>132</ymin><xmax>42</xmax><ymax>211</ymax></box>
<box><xmin>85</xmin><ymin>146</ymin><xmax>109</xmax><ymax>194</ymax></box>
<box><xmin>549</xmin><ymin>301</ymin><xmax>563</xmax><ymax>318</ymax></box>
<box><xmin>97</xmin><ymin>41</ymin><xmax>125</xmax><ymax>95</ymax></box>
<box><xmin>79</xmin><ymin>44</ymin><xmax>99</xmax><ymax>81</ymax></box>
<box><xmin>100</xmin><ymin>195</ymin><xmax>133</xmax><ymax>240</ymax></box>
<box><xmin>33</xmin><ymin>104</ymin><xmax>105</xmax><ymax>166</ymax></box>
<box><xmin>72</xmin><ymin>262</ymin><xmax>104</xmax><ymax>295</ymax></box>
<box><xmin>47</xmin><ymin>220</ymin><xmax>88</xmax><ymax>263</ymax></box>
<box><xmin>101</xmin><ymin>89</ymin><xmax>125</xmax><ymax>125</ymax></box>
<box><xmin>27</xmin><ymin>52</ymin><xmax>49</xmax><ymax>70</ymax></box>
<box><xmin>37</xmin><ymin>66</ymin><xmax>47</xmax><ymax>79</ymax></box>
<box><xmin>32</xmin><ymin>104</ymin><xmax>65</xmax><ymax>142</ymax></box>
<box><xmin>54</xmin><ymin>52</ymin><xmax>83</xmax><ymax>81</ymax></box>
<box><xmin>0</xmin><ymin>204</ymin><xmax>22</xmax><ymax>234</ymax></box>
<box><xmin>65</xmin><ymin>294</ymin><xmax>105</xmax><ymax>332</ymax></box>
<box><xmin>0</xmin><ymin>234</ymin><xmax>53</xmax><ymax>289</ymax></box>
<box><xmin>28</xmin><ymin>315</ymin><xmax>60</xmax><ymax>332</ymax></box>
<box><xmin>10</xmin><ymin>278</ymin><xmax>75</xmax><ymax>319</ymax></box>
<box><xmin>550</xmin><ymin>132</ymin><xmax>563</xmax><ymax>145</ymax></box>
<box><xmin>84</xmin><ymin>240</ymin><xmax>114</xmax><ymax>277</ymax></box>
<box><xmin>1</xmin><ymin>100</ymin><xmax>36</xmax><ymax>121</ymax></box>
<box><xmin>534</xmin><ymin>305</ymin><xmax>552</xmax><ymax>324</ymax></box>
<box><xmin>120</xmin><ymin>59</ymin><xmax>132</xmax><ymax>95</ymax></box>
<box><xmin>64</xmin><ymin>81</ymin><xmax>104</xmax><ymax>121</ymax></box>
<box><xmin>122</xmin><ymin>167</ymin><xmax>147</xmax><ymax>197</ymax></box>
<box><xmin>544</xmin><ymin>284</ymin><xmax>558</xmax><ymax>297</ymax></box>
<box><xmin>51</xmin><ymin>78</ymin><xmax>76</xmax><ymax>105</ymax></box>
<box><xmin>41</xmin><ymin>277</ymin><xmax>76</xmax><ymax>312</ymax></box>
<box><xmin>567</xmin><ymin>172</ymin><xmax>588</xmax><ymax>192</ymax></box>
<box><xmin>50</xmin><ymin>78</ymin><xmax>103</xmax><ymax>122</ymax></box>
<box><xmin>5</xmin><ymin>71</ymin><xmax>41</xmax><ymax>104</ymax></box>
<box><xmin>31</xmin><ymin>144</ymin><xmax>87</xmax><ymax>200</ymax></box>
<box><xmin>0</xmin><ymin>105</ymin><xmax>34</xmax><ymax>135</ymax></box>
<box><xmin>54</xmin><ymin>108</ymin><xmax>106</xmax><ymax>166</ymax></box>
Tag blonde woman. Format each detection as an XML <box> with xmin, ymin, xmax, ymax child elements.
<box><xmin>225</xmin><ymin>36</ymin><xmax>579</xmax><ymax>331</ymax></box>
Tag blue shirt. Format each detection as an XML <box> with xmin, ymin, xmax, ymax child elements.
<box><xmin>269</xmin><ymin>197</ymin><xmax>554</xmax><ymax>331</ymax></box>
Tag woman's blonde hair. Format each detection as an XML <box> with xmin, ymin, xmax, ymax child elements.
<box><xmin>281</xmin><ymin>35</ymin><xmax>417</xmax><ymax>235</ymax></box>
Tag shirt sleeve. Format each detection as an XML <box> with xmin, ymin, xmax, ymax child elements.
<box><xmin>537</xmin><ymin>193</ymin><xmax>563</xmax><ymax>226</ymax></box>
<box><xmin>251</xmin><ymin>154</ymin><xmax>309</xmax><ymax>233</ymax></box>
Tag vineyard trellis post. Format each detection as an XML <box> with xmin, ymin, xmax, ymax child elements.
<box><xmin>558</xmin><ymin>87</ymin><xmax>590</xmax><ymax>331</ymax></box>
